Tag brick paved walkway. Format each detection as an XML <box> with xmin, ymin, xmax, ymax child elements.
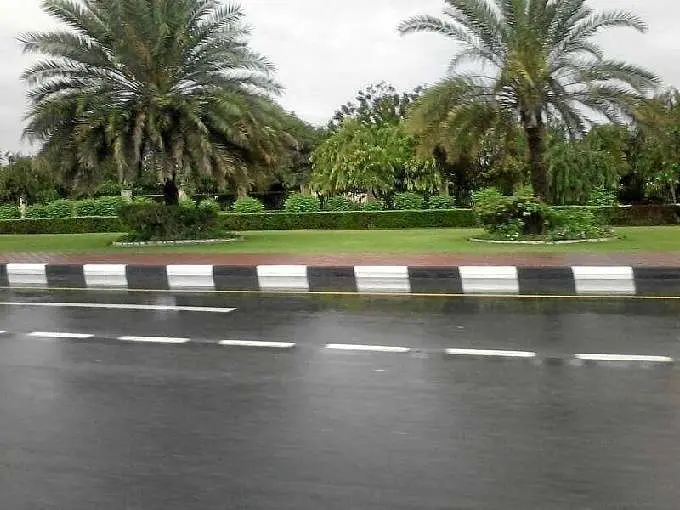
<box><xmin>1</xmin><ymin>251</ymin><xmax>680</xmax><ymax>266</ymax></box>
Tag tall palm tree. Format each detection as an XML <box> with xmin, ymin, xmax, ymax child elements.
<box><xmin>399</xmin><ymin>0</ymin><xmax>659</xmax><ymax>199</ymax></box>
<box><xmin>21</xmin><ymin>0</ymin><xmax>291</xmax><ymax>195</ymax></box>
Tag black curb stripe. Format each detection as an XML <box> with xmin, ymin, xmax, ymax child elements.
<box><xmin>308</xmin><ymin>267</ymin><xmax>357</xmax><ymax>293</ymax></box>
<box><xmin>0</xmin><ymin>264</ymin><xmax>8</xmax><ymax>287</ymax></box>
<box><xmin>633</xmin><ymin>267</ymin><xmax>680</xmax><ymax>297</ymax></box>
<box><xmin>46</xmin><ymin>265</ymin><xmax>86</xmax><ymax>289</ymax></box>
<box><xmin>125</xmin><ymin>266</ymin><xmax>169</xmax><ymax>290</ymax></box>
<box><xmin>517</xmin><ymin>267</ymin><xmax>576</xmax><ymax>295</ymax></box>
<box><xmin>213</xmin><ymin>266</ymin><xmax>259</xmax><ymax>291</ymax></box>
<box><xmin>408</xmin><ymin>267</ymin><xmax>463</xmax><ymax>294</ymax></box>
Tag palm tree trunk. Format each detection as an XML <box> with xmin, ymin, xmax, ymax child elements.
<box><xmin>525</xmin><ymin>123</ymin><xmax>549</xmax><ymax>201</ymax></box>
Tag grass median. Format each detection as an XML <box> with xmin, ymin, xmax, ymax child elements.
<box><xmin>0</xmin><ymin>227</ymin><xmax>679</xmax><ymax>254</ymax></box>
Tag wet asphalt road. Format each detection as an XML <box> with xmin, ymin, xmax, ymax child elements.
<box><xmin>2</xmin><ymin>289</ymin><xmax>680</xmax><ymax>509</ymax></box>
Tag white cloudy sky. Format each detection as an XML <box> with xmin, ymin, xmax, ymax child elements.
<box><xmin>0</xmin><ymin>0</ymin><xmax>678</xmax><ymax>151</ymax></box>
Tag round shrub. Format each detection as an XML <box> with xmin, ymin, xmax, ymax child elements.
<box><xmin>325</xmin><ymin>196</ymin><xmax>359</xmax><ymax>212</ymax></box>
<box><xmin>362</xmin><ymin>199</ymin><xmax>384</xmax><ymax>211</ymax></box>
<box><xmin>43</xmin><ymin>199</ymin><xmax>74</xmax><ymax>219</ymax></box>
<box><xmin>94</xmin><ymin>196</ymin><xmax>125</xmax><ymax>216</ymax></box>
<box><xmin>199</xmin><ymin>198</ymin><xmax>221</xmax><ymax>214</ymax></box>
<box><xmin>0</xmin><ymin>204</ymin><xmax>20</xmax><ymax>220</ymax></box>
<box><xmin>427</xmin><ymin>195</ymin><xmax>455</xmax><ymax>210</ymax></box>
<box><xmin>233</xmin><ymin>196</ymin><xmax>265</xmax><ymax>214</ymax></box>
<box><xmin>393</xmin><ymin>192</ymin><xmax>425</xmax><ymax>210</ymax></box>
<box><xmin>284</xmin><ymin>194</ymin><xmax>321</xmax><ymax>213</ymax></box>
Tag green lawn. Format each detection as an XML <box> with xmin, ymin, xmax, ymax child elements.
<box><xmin>0</xmin><ymin>227</ymin><xmax>679</xmax><ymax>254</ymax></box>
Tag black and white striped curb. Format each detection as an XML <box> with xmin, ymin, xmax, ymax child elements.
<box><xmin>3</xmin><ymin>263</ymin><xmax>680</xmax><ymax>296</ymax></box>
<box><xmin>11</xmin><ymin>332</ymin><xmax>678</xmax><ymax>366</ymax></box>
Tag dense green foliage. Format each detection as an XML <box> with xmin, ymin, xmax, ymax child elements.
<box><xmin>284</xmin><ymin>194</ymin><xmax>321</xmax><ymax>213</ymax></box>
<box><xmin>401</xmin><ymin>0</ymin><xmax>659</xmax><ymax>199</ymax></box>
<box><xmin>324</xmin><ymin>196</ymin><xmax>360</xmax><ymax>212</ymax></box>
<box><xmin>0</xmin><ymin>205</ymin><xmax>21</xmax><ymax>220</ymax></box>
<box><xmin>393</xmin><ymin>192</ymin><xmax>425</xmax><ymax>210</ymax></box>
<box><xmin>221</xmin><ymin>209</ymin><xmax>479</xmax><ymax>231</ymax></box>
<box><xmin>426</xmin><ymin>195</ymin><xmax>455</xmax><ymax>210</ymax></box>
<box><xmin>0</xmin><ymin>217</ymin><xmax>123</xmax><ymax>235</ymax></box>
<box><xmin>119</xmin><ymin>202</ymin><xmax>226</xmax><ymax>242</ymax></box>
<box><xmin>233</xmin><ymin>197</ymin><xmax>265</xmax><ymax>214</ymax></box>
<box><xmin>473</xmin><ymin>188</ymin><xmax>613</xmax><ymax>240</ymax></box>
<box><xmin>22</xmin><ymin>0</ymin><xmax>297</xmax><ymax>196</ymax></box>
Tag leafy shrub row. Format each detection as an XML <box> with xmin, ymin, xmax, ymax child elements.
<box><xmin>24</xmin><ymin>196</ymin><xmax>125</xmax><ymax>219</ymax></box>
<box><xmin>220</xmin><ymin>209</ymin><xmax>479</xmax><ymax>231</ymax></box>
<box><xmin>0</xmin><ymin>217</ymin><xmax>123</xmax><ymax>235</ymax></box>
<box><xmin>0</xmin><ymin>205</ymin><xmax>676</xmax><ymax>235</ymax></box>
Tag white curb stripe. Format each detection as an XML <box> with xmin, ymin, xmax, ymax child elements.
<box><xmin>572</xmin><ymin>266</ymin><xmax>636</xmax><ymax>295</ymax></box>
<box><xmin>0</xmin><ymin>302</ymin><xmax>235</xmax><ymax>313</ymax></box>
<box><xmin>83</xmin><ymin>264</ymin><xmax>128</xmax><ymax>288</ymax></box>
<box><xmin>28</xmin><ymin>331</ymin><xmax>95</xmax><ymax>339</ymax></box>
<box><xmin>118</xmin><ymin>336</ymin><xmax>190</xmax><ymax>344</ymax></box>
<box><xmin>354</xmin><ymin>266</ymin><xmax>411</xmax><ymax>293</ymax></box>
<box><xmin>459</xmin><ymin>266</ymin><xmax>519</xmax><ymax>294</ymax></box>
<box><xmin>219</xmin><ymin>340</ymin><xmax>296</xmax><ymax>349</ymax></box>
<box><xmin>446</xmin><ymin>348</ymin><xmax>536</xmax><ymax>358</ymax></box>
<box><xmin>325</xmin><ymin>343</ymin><xmax>411</xmax><ymax>353</ymax></box>
<box><xmin>257</xmin><ymin>265</ymin><xmax>309</xmax><ymax>291</ymax></box>
<box><xmin>575</xmin><ymin>354</ymin><xmax>673</xmax><ymax>363</ymax></box>
<box><xmin>167</xmin><ymin>265</ymin><xmax>215</xmax><ymax>289</ymax></box>
<box><xmin>7</xmin><ymin>263</ymin><xmax>48</xmax><ymax>287</ymax></box>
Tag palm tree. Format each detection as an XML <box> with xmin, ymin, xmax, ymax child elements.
<box><xmin>21</xmin><ymin>0</ymin><xmax>291</xmax><ymax>196</ymax></box>
<box><xmin>399</xmin><ymin>0</ymin><xmax>659</xmax><ymax>200</ymax></box>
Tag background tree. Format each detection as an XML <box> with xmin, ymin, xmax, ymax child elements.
<box><xmin>311</xmin><ymin>118</ymin><xmax>440</xmax><ymax>199</ymax></box>
<box><xmin>400</xmin><ymin>0</ymin><xmax>659</xmax><ymax>201</ymax></box>
<box><xmin>21</xmin><ymin>0</ymin><xmax>293</xmax><ymax>200</ymax></box>
<box><xmin>329</xmin><ymin>82</ymin><xmax>422</xmax><ymax>130</ymax></box>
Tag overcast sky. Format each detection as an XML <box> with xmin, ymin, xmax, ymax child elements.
<box><xmin>0</xmin><ymin>0</ymin><xmax>678</xmax><ymax>152</ymax></box>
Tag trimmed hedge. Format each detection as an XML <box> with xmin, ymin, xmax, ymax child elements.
<box><xmin>220</xmin><ymin>209</ymin><xmax>479</xmax><ymax>231</ymax></box>
<box><xmin>554</xmin><ymin>205</ymin><xmax>680</xmax><ymax>227</ymax></box>
<box><xmin>0</xmin><ymin>205</ymin><xmax>676</xmax><ymax>235</ymax></box>
<box><xmin>0</xmin><ymin>217</ymin><xmax>124</xmax><ymax>235</ymax></box>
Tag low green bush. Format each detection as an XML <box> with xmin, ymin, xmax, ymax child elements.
<box><xmin>198</xmin><ymin>198</ymin><xmax>221</xmax><ymax>214</ymax></box>
<box><xmin>25</xmin><ymin>204</ymin><xmax>49</xmax><ymax>219</ymax></box>
<box><xmin>362</xmin><ymin>199</ymin><xmax>385</xmax><ymax>211</ymax></box>
<box><xmin>393</xmin><ymin>192</ymin><xmax>425</xmax><ymax>210</ymax></box>
<box><xmin>284</xmin><ymin>193</ymin><xmax>321</xmax><ymax>213</ymax></box>
<box><xmin>427</xmin><ymin>195</ymin><xmax>455</xmax><ymax>210</ymax></box>
<box><xmin>233</xmin><ymin>196</ymin><xmax>265</xmax><ymax>214</ymax></box>
<box><xmin>0</xmin><ymin>217</ymin><xmax>123</xmax><ymax>234</ymax></box>
<box><xmin>595</xmin><ymin>205</ymin><xmax>680</xmax><ymax>226</ymax></box>
<box><xmin>220</xmin><ymin>209</ymin><xmax>478</xmax><ymax>231</ymax></box>
<box><xmin>547</xmin><ymin>209</ymin><xmax>614</xmax><ymax>241</ymax></box>
<box><xmin>0</xmin><ymin>204</ymin><xmax>20</xmax><ymax>220</ymax></box>
<box><xmin>119</xmin><ymin>202</ymin><xmax>227</xmax><ymax>241</ymax></box>
<box><xmin>43</xmin><ymin>199</ymin><xmax>75</xmax><ymax>219</ymax></box>
<box><xmin>473</xmin><ymin>187</ymin><xmax>550</xmax><ymax>237</ymax></box>
<box><xmin>587</xmin><ymin>186</ymin><xmax>619</xmax><ymax>207</ymax></box>
<box><xmin>325</xmin><ymin>196</ymin><xmax>360</xmax><ymax>212</ymax></box>
<box><xmin>74</xmin><ymin>196</ymin><xmax>125</xmax><ymax>217</ymax></box>
<box><xmin>94</xmin><ymin>180</ymin><xmax>122</xmax><ymax>197</ymax></box>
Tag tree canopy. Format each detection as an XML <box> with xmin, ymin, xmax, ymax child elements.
<box><xmin>21</xmin><ymin>0</ymin><xmax>295</xmax><ymax>195</ymax></box>
<box><xmin>400</xmin><ymin>0</ymin><xmax>659</xmax><ymax>200</ymax></box>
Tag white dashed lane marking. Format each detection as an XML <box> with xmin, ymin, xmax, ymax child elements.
<box><xmin>446</xmin><ymin>348</ymin><xmax>537</xmax><ymax>359</ymax></box>
<box><xmin>117</xmin><ymin>336</ymin><xmax>191</xmax><ymax>344</ymax></box>
<box><xmin>325</xmin><ymin>344</ymin><xmax>411</xmax><ymax>353</ymax></box>
<box><xmin>28</xmin><ymin>331</ymin><xmax>95</xmax><ymax>339</ymax></box>
<box><xmin>0</xmin><ymin>302</ymin><xmax>236</xmax><ymax>313</ymax></box>
<box><xmin>575</xmin><ymin>354</ymin><xmax>674</xmax><ymax>363</ymax></box>
<box><xmin>219</xmin><ymin>340</ymin><xmax>296</xmax><ymax>349</ymax></box>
